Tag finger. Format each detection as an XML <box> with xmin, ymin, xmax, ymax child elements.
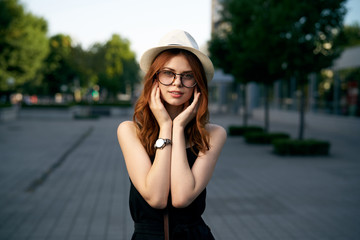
<box><xmin>155</xmin><ymin>85</ymin><xmax>162</xmax><ymax>105</ymax></box>
<box><xmin>189</xmin><ymin>94</ymin><xmax>201</xmax><ymax>115</ymax></box>
<box><xmin>190</xmin><ymin>91</ymin><xmax>201</xmax><ymax>108</ymax></box>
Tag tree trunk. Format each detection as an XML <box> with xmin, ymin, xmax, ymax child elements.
<box><xmin>298</xmin><ymin>82</ymin><xmax>307</xmax><ymax>140</ymax></box>
<box><xmin>264</xmin><ymin>84</ymin><xmax>270</xmax><ymax>133</ymax></box>
<box><xmin>241</xmin><ymin>83</ymin><xmax>248</xmax><ymax>126</ymax></box>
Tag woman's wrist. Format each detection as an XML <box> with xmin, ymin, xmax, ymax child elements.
<box><xmin>172</xmin><ymin>120</ymin><xmax>185</xmax><ymax>131</ymax></box>
<box><xmin>159</xmin><ymin>122</ymin><xmax>172</xmax><ymax>138</ymax></box>
<box><xmin>172</xmin><ymin>122</ymin><xmax>185</xmax><ymax>134</ymax></box>
<box><xmin>160</xmin><ymin>121</ymin><xmax>172</xmax><ymax>130</ymax></box>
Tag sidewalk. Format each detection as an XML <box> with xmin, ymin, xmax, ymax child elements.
<box><xmin>0</xmin><ymin>110</ymin><xmax>359</xmax><ymax>240</ymax></box>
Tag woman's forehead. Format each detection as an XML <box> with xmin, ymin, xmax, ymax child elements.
<box><xmin>162</xmin><ymin>55</ymin><xmax>192</xmax><ymax>72</ymax></box>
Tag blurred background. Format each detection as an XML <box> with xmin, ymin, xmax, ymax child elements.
<box><xmin>1</xmin><ymin>0</ymin><xmax>360</xmax><ymax>240</ymax></box>
<box><xmin>0</xmin><ymin>0</ymin><xmax>359</xmax><ymax>121</ymax></box>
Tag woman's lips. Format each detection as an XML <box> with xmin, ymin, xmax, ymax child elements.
<box><xmin>169</xmin><ymin>91</ymin><xmax>183</xmax><ymax>98</ymax></box>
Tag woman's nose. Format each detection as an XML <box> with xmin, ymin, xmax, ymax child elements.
<box><xmin>172</xmin><ymin>75</ymin><xmax>182</xmax><ymax>87</ymax></box>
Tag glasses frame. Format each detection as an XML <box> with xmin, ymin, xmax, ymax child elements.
<box><xmin>156</xmin><ymin>70</ymin><xmax>197</xmax><ymax>88</ymax></box>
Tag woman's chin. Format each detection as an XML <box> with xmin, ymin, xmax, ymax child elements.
<box><xmin>163</xmin><ymin>97</ymin><xmax>187</xmax><ymax>106</ymax></box>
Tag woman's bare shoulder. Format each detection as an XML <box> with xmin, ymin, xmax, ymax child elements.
<box><xmin>206</xmin><ymin>123</ymin><xmax>227</xmax><ymax>139</ymax></box>
<box><xmin>117</xmin><ymin>121</ymin><xmax>137</xmax><ymax>137</ymax></box>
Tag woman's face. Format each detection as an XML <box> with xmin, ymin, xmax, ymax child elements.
<box><xmin>158</xmin><ymin>54</ymin><xmax>195</xmax><ymax>106</ymax></box>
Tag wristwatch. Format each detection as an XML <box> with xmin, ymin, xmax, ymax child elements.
<box><xmin>154</xmin><ymin>138</ymin><xmax>172</xmax><ymax>149</ymax></box>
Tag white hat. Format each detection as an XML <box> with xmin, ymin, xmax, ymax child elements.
<box><xmin>139</xmin><ymin>30</ymin><xmax>214</xmax><ymax>82</ymax></box>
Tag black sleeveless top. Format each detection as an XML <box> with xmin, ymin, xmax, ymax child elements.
<box><xmin>129</xmin><ymin>147</ymin><xmax>215</xmax><ymax>240</ymax></box>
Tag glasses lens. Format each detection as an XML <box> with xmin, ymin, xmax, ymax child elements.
<box><xmin>158</xmin><ymin>71</ymin><xmax>174</xmax><ymax>85</ymax></box>
<box><xmin>181</xmin><ymin>73</ymin><xmax>196</xmax><ymax>87</ymax></box>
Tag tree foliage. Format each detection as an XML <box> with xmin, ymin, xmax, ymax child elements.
<box><xmin>211</xmin><ymin>0</ymin><xmax>347</xmax><ymax>83</ymax></box>
<box><xmin>334</xmin><ymin>22</ymin><xmax>360</xmax><ymax>48</ymax></box>
<box><xmin>212</xmin><ymin>1</ymin><xmax>356</xmax><ymax>120</ymax></box>
<box><xmin>95</xmin><ymin>34</ymin><xmax>140</xmax><ymax>97</ymax></box>
<box><xmin>41</xmin><ymin>34</ymin><xmax>76</xmax><ymax>95</ymax></box>
<box><xmin>40</xmin><ymin>34</ymin><xmax>140</xmax><ymax>99</ymax></box>
<box><xmin>277</xmin><ymin>0</ymin><xmax>347</xmax><ymax>83</ymax></box>
<box><xmin>209</xmin><ymin>0</ymin><xmax>347</xmax><ymax>138</ymax></box>
<box><xmin>0</xmin><ymin>0</ymin><xmax>49</xmax><ymax>91</ymax></box>
<box><xmin>0</xmin><ymin>0</ymin><xmax>140</xmax><ymax>102</ymax></box>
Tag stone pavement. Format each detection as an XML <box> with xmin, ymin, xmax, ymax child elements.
<box><xmin>0</xmin><ymin>109</ymin><xmax>360</xmax><ymax>240</ymax></box>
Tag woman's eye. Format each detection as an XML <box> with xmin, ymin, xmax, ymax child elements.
<box><xmin>183</xmin><ymin>73</ymin><xmax>194</xmax><ymax>79</ymax></box>
<box><xmin>163</xmin><ymin>71</ymin><xmax>174</xmax><ymax>77</ymax></box>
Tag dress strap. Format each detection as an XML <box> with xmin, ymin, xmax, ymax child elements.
<box><xmin>164</xmin><ymin>207</ymin><xmax>169</xmax><ymax>240</ymax></box>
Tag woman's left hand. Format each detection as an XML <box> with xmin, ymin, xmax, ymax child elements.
<box><xmin>173</xmin><ymin>88</ymin><xmax>201</xmax><ymax>129</ymax></box>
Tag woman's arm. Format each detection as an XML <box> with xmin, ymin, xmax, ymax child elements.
<box><xmin>170</xmin><ymin>88</ymin><xmax>227</xmax><ymax>208</ymax></box>
<box><xmin>118</xmin><ymin>83</ymin><xmax>174</xmax><ymax>209</ymax></box>
<box><xmin>170</xmin><ymin>123</ymin><xmax>226</xmax><ymax>208</ymax></box>
<box><xmin>117</xmin><ymin>121</ymin><xmax>172</xmax><ymax>209</ymax></box>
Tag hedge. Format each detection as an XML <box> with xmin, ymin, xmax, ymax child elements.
<box><xmin>21</xmin><ymin>101</ymin><xmax>132</xmax><ymax>109</ymax></box>
<box><xmin>228</xmin><ymin>125</ymin><xmax>264</xmax><ymax>136</ymax></box>
<box><xmin>21</xmin><ymin>103</ymin><xmax>73</xmax><ymax>109</ymax></box>
<box><xmin>76</xmin><ymin>101</ymin><xmax>132</xmax><ymax>107</ymax></box>
<box><xmin>273</xmin><ymin>139</ymin><xmax>330</xmax><ymax>156</ymax></box>
<box><xmin>0</xmin><ymin>103</ymin><xmax>12</xmax><ymax>108</ymax></box>
<box><xmin>244</xmin><ymin>132</ymin><xmax>290</xmax><ymax>144</ymax></box>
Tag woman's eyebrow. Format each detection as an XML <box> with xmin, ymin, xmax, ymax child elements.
<box><xmin>162</xmin><ymin>67</ymin><xmax>175</xmax><ymax>71</ymax></box>
<box><xmin>162</xmin><ymin>67</ymin><xmax>193</xmax><ymax>73</ymax></box>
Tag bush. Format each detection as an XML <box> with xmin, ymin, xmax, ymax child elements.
<box><xmin>244</xmin><ymin>132</ymin><xmax>290</xmax><ymax>144</ymax></box>
<box><xmin>77</xmin><ymin>101</ymin><xmax>132</xmax><ymax>107</ymax></box>
<box><xmin>228</xmin><ymin>125</ymin><xmax>264</xmax><ymax>136</ymax></box>
<box><xmin>273</xmin><ymin>139</ymin><xmax>330</xmax><ymax>156</ymax></box>
<box><xmin>0</xmin><ymin>103</ymin><xmax>12</xmax><ymax>108</ymax></box>
<box><xmin>21</xmin><ymin>103</ymin><xmax>73</xmax><ymax>109</ymax></box>
<box><xmin>74</xmin><ymin>114</ymin><xmax>100</xmax><ymax>120</ymax></box>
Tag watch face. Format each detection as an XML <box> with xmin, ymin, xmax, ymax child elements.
<box><xmin>155</xmin><ymin>139</ymin><xmax>165</xmax><ymax>148</ymax></box>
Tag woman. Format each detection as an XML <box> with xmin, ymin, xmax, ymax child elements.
<box><xmin>117</xmin><ymin>30</ymin><xmax>227</xmax><ymax>240</ymax></box>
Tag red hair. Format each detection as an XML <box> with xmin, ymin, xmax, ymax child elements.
<box><xmin>133</xmin><ymin>49</ymin><xmax>210</xmax><ymax>157</ymax></box>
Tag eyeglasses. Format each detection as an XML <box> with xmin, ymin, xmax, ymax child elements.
<box><xmin>156</xmin><ymin>70</ymin><xmax>197</xmax><ymax>88</ymax></box>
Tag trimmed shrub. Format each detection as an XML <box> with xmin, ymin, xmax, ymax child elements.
<box><xmin>228</xmin><ymin>125</ymin><xmax>264</xmax><ymax>136</ymax></box>
<box><xmin>0</xmin><ymin>103</ymin><xmax>12</xmax><ymax>108</ymax></box>
<box><xmin>273</xmin><ymin>139</ymin><xmax>330</xmax><ymax>156</ymax></box>
<box><xmin>74</xmin><ymin>114</ymin><xmax>100</xmax><ymax>120</ymax></box>
<box><xmin>244</xmin><ymin>132</ymin><xmax>290</xmax><ymax>144</ymax></box>
<box><xmin>77</xmin><ymin>101</ymin><xmax>132</xmax><ymax>107</ymax></box>
<box><xmin>21</xmin><ymin>103</ymin><xmax>73</xmax><ymax>109</ymax></box>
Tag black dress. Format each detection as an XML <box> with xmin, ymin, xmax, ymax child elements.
<box><xmin>129</xmin><ymin>147</ymin><xmax>215</xmax><ymax>240</ymax></box>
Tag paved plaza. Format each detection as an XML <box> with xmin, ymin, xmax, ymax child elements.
<box><xmin>0</xmin><ymin>109</ymin><xmax>360</xmax><ymax>240</ymax></box>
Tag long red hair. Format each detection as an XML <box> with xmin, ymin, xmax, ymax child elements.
<box><xmin>133</xmin><ymin>49</ymin><xmax>210</xmax><ymax>157</ymax></box>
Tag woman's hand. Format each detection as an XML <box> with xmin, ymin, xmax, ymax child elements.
<box><xmin>149</xmin><ymin>82</ymin><xmax>172</xmax><ymax>129</ymax></box>
<box><xmin>173</xmin><ymin>87</ymin><xmax>201</xmax><ymax>129</ymax></box>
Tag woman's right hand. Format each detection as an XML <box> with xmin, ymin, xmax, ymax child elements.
<box><xmin>149</xmin><ymin>82</ymin><xmax>172</xmax><ymax>128</ymax></box>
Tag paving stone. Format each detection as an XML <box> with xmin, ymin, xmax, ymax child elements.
<box><xmin>0</xmin><ymin>112</ymin><xmax>360</xmax><ymax>240</ymax></box>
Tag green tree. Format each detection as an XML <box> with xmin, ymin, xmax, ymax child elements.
<box><xmin>70</xmin><ymin>44</ymin><xmax>98</xmax><ymax>94</ymax></box>
<box><xmin>209</xmin><ymin>19</ymin><xmax>251</xmax><ymax>126</ymax></box>
<box><xmin>210</xmin><ymin>0</ymin><xmax>347</xmax><ymax>139</ymax></box>
<box><xmin>210</xmin><ymin>0</ymin><xmax>286</xmax><ymax>129</ymax></box>
<box><xmin>0</xmin><ymin>0</ymin><xmax>49</xmax><ymax>92</ymax></box>
<box><xmin>96</xmin><ymin>34</ymin><xmax>139</xmax><ymax>99</ymax></box>
<box><xmin>334</xmin><ymin>22</ymin><xmax>360</xmax><ymax>48</ymax></box>
<box><xmin>41</xmin><ymin>34</ymin><xmax>76</xmax><ymax>96</ymax></box>
<box><xmin>279</xmin><ymin>0</ymin><xmax>346</xmax><ymax>139</ymax></box>
<box><xmin>231</xmin><ymin>0</ymin><xmax>286</xmax><ymax>131</ymax></box>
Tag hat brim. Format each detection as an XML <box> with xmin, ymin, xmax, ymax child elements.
<box><xmin>140</xmin><ymin>45</ymin><xmax>214</xmax><ymax>82</ymax></box>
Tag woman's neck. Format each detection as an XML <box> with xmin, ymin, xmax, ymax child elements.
<box><xmin>164</xmin><ymin>103</ymin><xmax>183</xmax><ymax>120</ymax></box>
